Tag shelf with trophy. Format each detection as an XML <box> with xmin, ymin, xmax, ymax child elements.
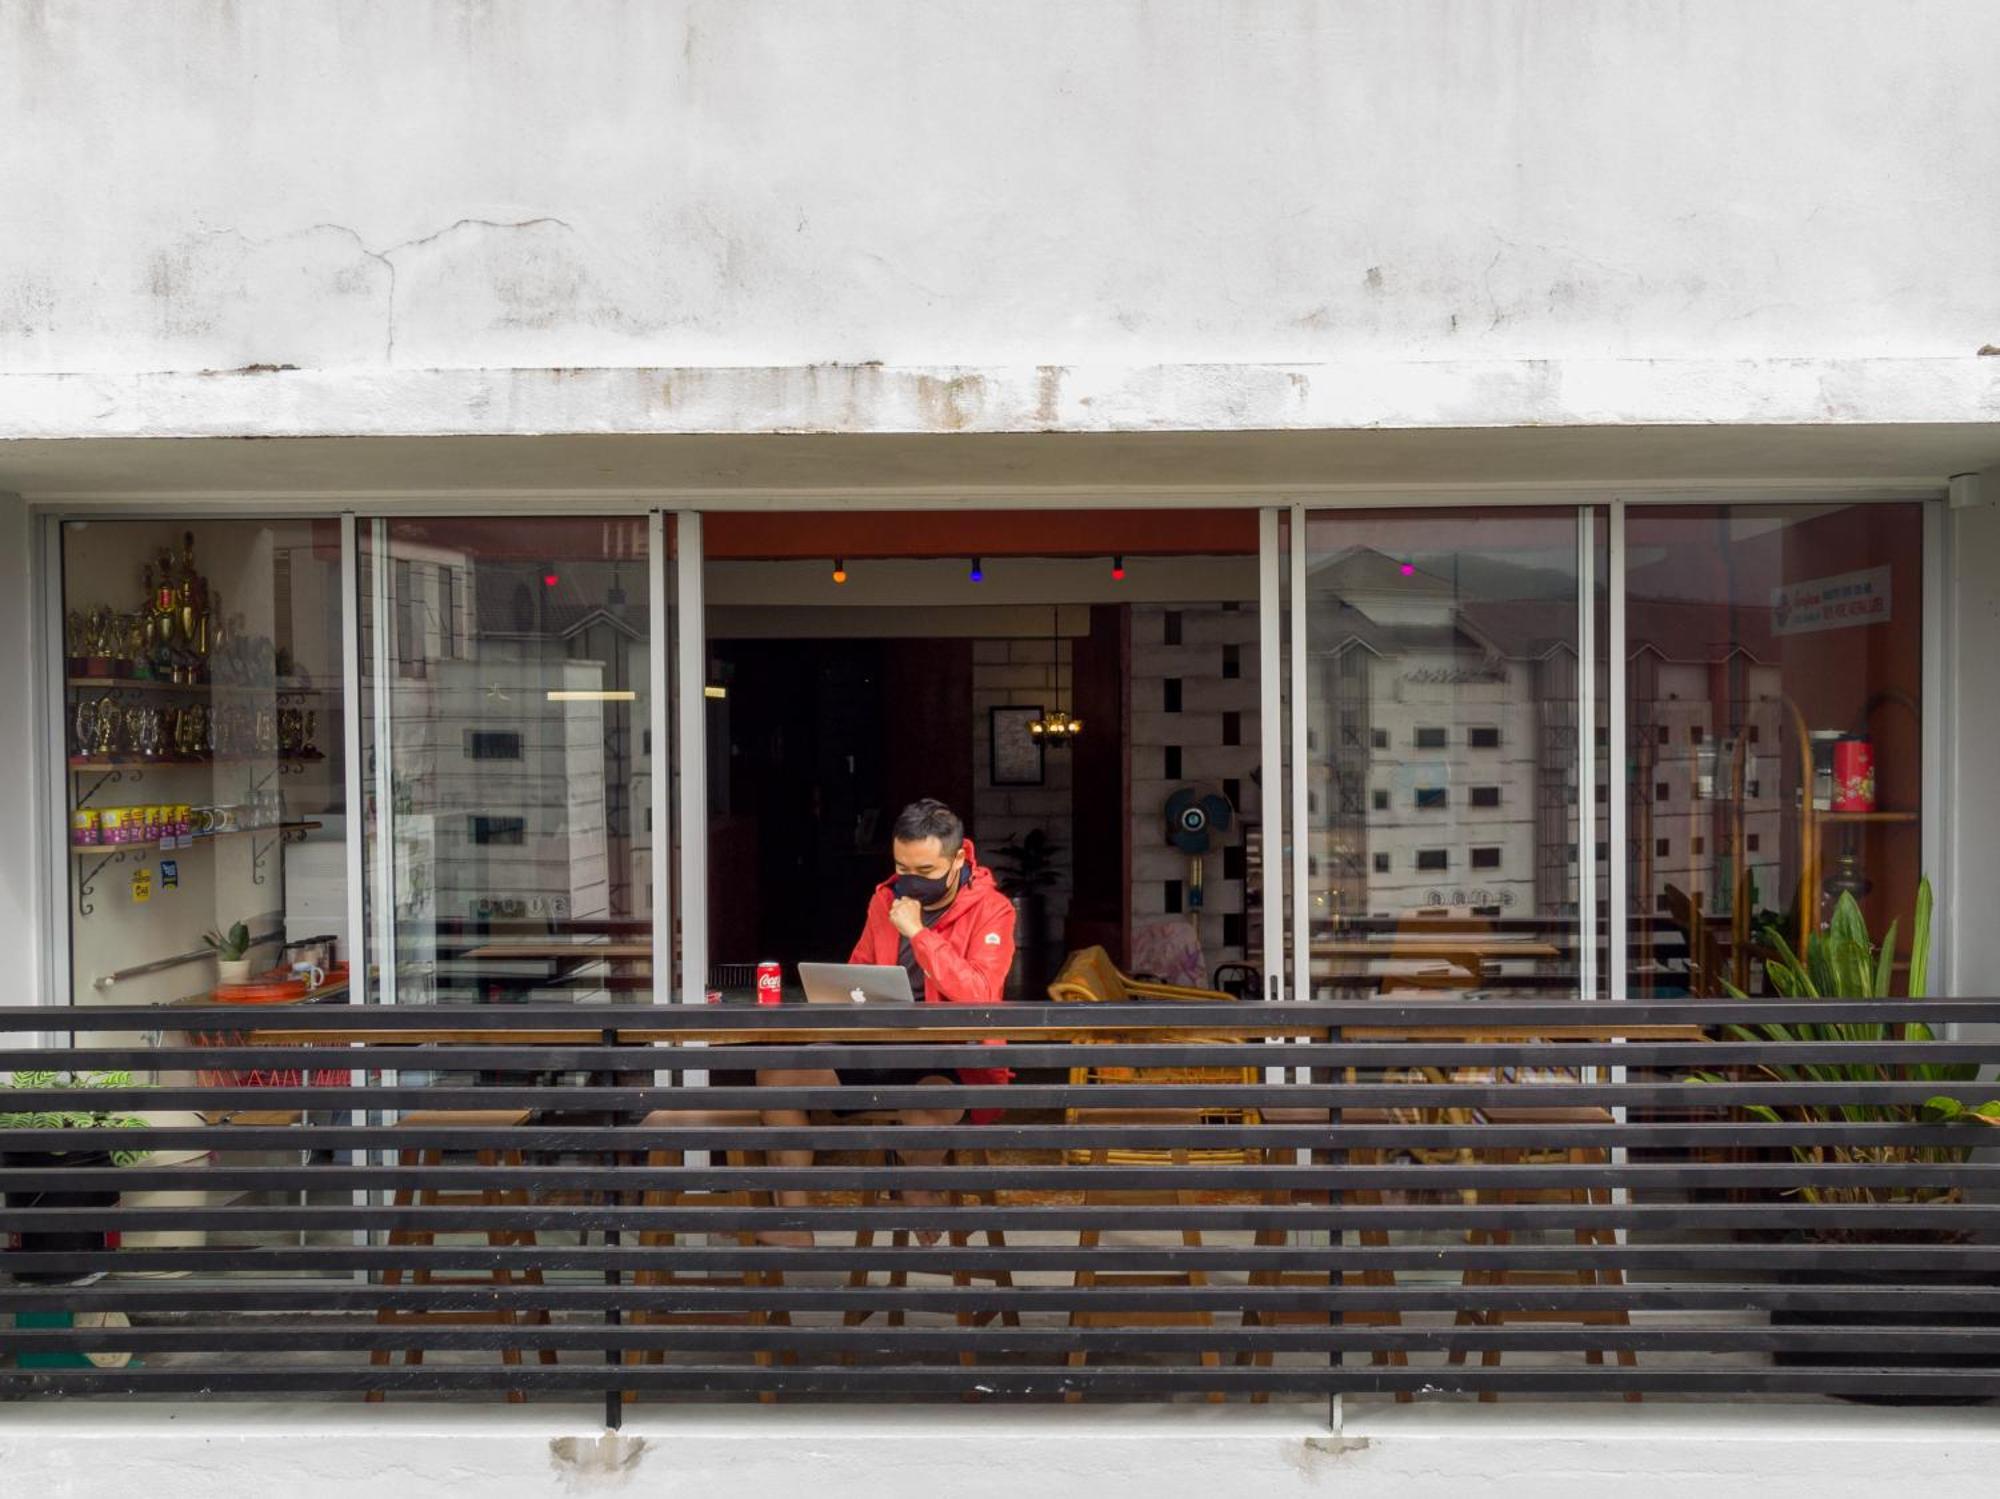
<box><xmin>62</xmin><ymin>532</ymin><xmax>332</xmax><ymax>923</ymax></box>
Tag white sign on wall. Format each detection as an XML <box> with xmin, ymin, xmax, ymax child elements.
<box><xmin>1770</xmin><ymin>565</ymin><xmax>1892</xmax><ymax>636</ymax></box>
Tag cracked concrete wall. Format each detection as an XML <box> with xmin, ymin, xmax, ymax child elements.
<box><xmin>5</xmin><ymin>0</ymin><xmax>2000</xmax><ymax>399</ymax></box>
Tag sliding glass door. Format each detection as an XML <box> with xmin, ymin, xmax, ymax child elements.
<box><xmin>1293</xmin><ymin>508</ymin><xmax>1593</xmax><ymax>1001</ymax></box>
<box><xmin>1620</xmin><ymin>502</ymin><xmax>1928</xmax><ymax>998</ymax></box>
<box><xmin>356</xmin><ymin>516</ymin><xmax>669</xmax><ymax>1007</ymax></box>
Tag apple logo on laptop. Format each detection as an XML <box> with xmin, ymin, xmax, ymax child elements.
<box><xmin>849</xmin><ymin>987</ymin><xmax>867</xmax><ymax>1003</ymax></box>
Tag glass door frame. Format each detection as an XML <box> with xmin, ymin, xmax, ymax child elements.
<box><xmin>29</xmin><ymin>490</ymin><xmax>1949</xmax><ymax>1017</ymax></box>
<box><xmin>351</xmin><ymin>508</ymin><xmax>686</xmax><ymax>1011</ymax></box>
<box><xmin>1273</xmin><ymin>490</ymin><xmax>1948</xmax><ymax>1007</ymax></box>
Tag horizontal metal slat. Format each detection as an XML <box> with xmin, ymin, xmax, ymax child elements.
<box><xmin>9</xmin><ymin>1244</ymin><xmax>1997</xmax><ymax>1275</ymax></box>
<box><xmin>3</xmin><ymin>1365</ymin><xmax>1996</xmax><ymax>1397</ymax></box>
<box><xmin>10</xmin><ymin>1202</ymin><xmax>1993</xmax><ymax>1234</ymax></box>
<box><xmin>13</xmin><ymin>1040</ymin><xmax>1997</xmax><ymax>1070</ymax></box>
<box><xmin>8</xmin><ymin>1324</ymin><xmax>1999</xmax><ymax>1357</ymax></box>
<box><xmin>6</xmin><ymin>1081</ymin><xmax>1990</xmax><ymax>1109</ymax></box>
<box><xmin>8</xmin><ymin>1282</ymin><xmax>1994</xmax><ymax>1316</ymax></box>
<box><xmin>0</xmin><ymin>1121</ymin><xmax>1973</xmax><ymax>1154</ymax></box>
<box><xmin>10</xmin><ymin>999</ymin><xmax>2000</xmax><ymax>1030</ymax></box>
<box><xmin>10</xmin><ymin>1161</ymin><xmax>1996</xmax><ymax>1195</ymax></box>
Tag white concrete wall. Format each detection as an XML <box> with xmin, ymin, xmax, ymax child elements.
<box><xmin>6</xmin><ymin>1404</ymin><xmax>2000</xmax><ymax>1499</ymax></box>
<box><xmin>2</xmin><ymin>1</ymin><xmax>1998</xmax><ymax>439</ymax></box>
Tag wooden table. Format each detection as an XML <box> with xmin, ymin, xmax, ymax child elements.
<box><xmin>460</xmin><ymin>942</ymin><xmax>654</xmax><ymax>963</ymax></box>
<box><xmin>1310</xmin><ymin>939</ymin><xmax>1563</xmax><ymax>985</ymax></box>
<box><xmin>248</xmin><ymin>1018</ymin><xmax>1333</xmax><ymax>1047</ymax></box>
<box><xmin>1343</xmin><ymin>1023</ymin><xmax>1708</xmax><ymax>1043</ymax></box>
<box><xmin>1312</xmin><ymin>940</ymin><xmax>1561</xmax><ymax>961</ymax></box>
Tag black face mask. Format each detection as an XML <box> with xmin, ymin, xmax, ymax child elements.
<box><xmin>893</xmin><ymin>866</ymin><xmax>961</xmax><ymax>905</ymax></box>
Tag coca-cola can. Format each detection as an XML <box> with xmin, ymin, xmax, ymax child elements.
<box><xmin>1832</xmin><ymin>737</ymin><xmax>1875</xmax><ymax>812</ymax></box>
<box><xmin>755</xmin><ymin>961</ymin><xmax>783</xmax><ymax>1005</ymax></box>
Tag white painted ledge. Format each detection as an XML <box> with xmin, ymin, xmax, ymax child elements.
<box><xmin>5</xmin><ymin>1401</ymin><xmax>2000</xmax><ymax>1499</ymax></box>
<box><xmin>2</xmin><ymin>356</ymin><xmax>1997</xmax><ymax>442</ymax></box>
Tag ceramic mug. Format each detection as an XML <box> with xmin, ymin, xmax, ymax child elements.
<box><xmin>290</xmin><ymin>962</ymin><xmax>326</xmax><ymax>990</ymax></box>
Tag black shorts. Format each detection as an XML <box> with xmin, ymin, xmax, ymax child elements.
<box><xmin>830</xmin><ymin>1064</ymin><xmax>954</xmax><ymax>1117</ymax></box>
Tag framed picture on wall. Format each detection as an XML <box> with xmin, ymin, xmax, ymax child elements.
<box><xmin>989</xmin><ymin>706</ymin><xmax>1045</xmax><ymax>787</ymax></box>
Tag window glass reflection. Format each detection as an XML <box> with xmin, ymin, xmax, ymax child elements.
<box><xmin>362</xmin><ymin>518</ymin><xmax>659</xmax><ymax>1007</ymax></box>
<box><xmin>1623</xmin><ymin>504</ymin><xmax>1924</xmax><ymax>997</ymax></box>
<box><xmin>1303</xmin><ymin>512</ymin><xmax>1581</xmax><ymax>999</ymax></box>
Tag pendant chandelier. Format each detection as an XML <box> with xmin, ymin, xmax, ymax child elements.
<box><xmin>1027</xmin><ymin>604</ymin><xmax>1083</xmax><ymax>748</ymax></box>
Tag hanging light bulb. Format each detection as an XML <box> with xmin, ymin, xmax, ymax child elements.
<box><xmin>968</xmin><ymin>557</ymin><xmax>984</xmax><ymax>584</ymax></box>
<box><xmin>832</xmin><ymin>557</ymin><xmax>848</xmax><ymax>585</ymax></box>
<box><xmin>1025</xmin><ymin>603</ymin><xmax>1083</xmax><ymax>748</ymax></box>
<box><xmin>1111</xmin><ymin>555</ymin><xmax>1125</xmax><ymax>582</ymax></box>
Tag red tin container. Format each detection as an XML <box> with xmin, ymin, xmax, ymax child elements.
<box><xmin>755</xmin><ymin>961</ymin><xmax>783</xmax><ymax>1005</ymax></box>
<box><xmin>1832</xmin><ymin>737</ymin><xmax>1875</xmax><ymax>812</ymax></box>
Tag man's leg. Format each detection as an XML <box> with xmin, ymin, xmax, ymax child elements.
<box><xmin>754</xmin><ymin>1067</ymin><xmax>839</xmax><ymax>1247</ymax></box>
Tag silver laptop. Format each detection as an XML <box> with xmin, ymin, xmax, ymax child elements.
<box><xmin>798</xmin><ymin>962</ymin><xmax>916</xmax><ymax>1005</ymax></box>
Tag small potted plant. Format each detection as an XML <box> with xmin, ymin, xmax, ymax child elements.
<box><xmin>203</xmin><ymin>920</ymin><xmax>254</xmax><ymax>984</ymax></box>
<box><xmin>0</xmin><ymin>1069</ymin><xmax>152</xmax><ymax>1285</ymax></box>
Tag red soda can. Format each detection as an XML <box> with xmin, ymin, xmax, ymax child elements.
<box><xmin>1832</xmin><ymin>737</ymin><xmax>1875</xmax><ymax>812</ymax></box>
<box><xmin>755</xmin><ymin>961</ymin><xmax>783</xmax><ymax>1005</ymax></box>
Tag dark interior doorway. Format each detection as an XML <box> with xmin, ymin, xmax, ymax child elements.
<box><xmin>708</xmin><ymin>636</ymin><xmax>973</xmax><ymax>972</ymax></box>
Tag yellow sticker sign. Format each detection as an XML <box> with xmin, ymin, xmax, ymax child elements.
<box><xmin>130</xmin><ymin>867</ymin><xmax>152</xmax><ymax>903</ymax></box>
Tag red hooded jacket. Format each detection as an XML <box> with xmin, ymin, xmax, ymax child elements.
<box><xmin>849</xmin><ymin>838</ymin><xmax>1015</xmax><ymax>1099</ymax></box>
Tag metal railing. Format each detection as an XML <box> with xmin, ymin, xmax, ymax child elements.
<box><xmin>2</xmin><ymin>998</ymin><xmax>1997</xmax><ymax>1420</ymax></box>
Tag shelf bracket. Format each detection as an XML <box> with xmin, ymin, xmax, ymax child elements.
<box><xmin>76</xmin><ymin>849</ymin><xmax>128</xmax><ymax>917</ymax></box>
<box><xmin>74</xmin><ymin>768</ymin><xmax>136</xmax><ymax>808</ymax></box>
<box><xmin>249</xmin><ymin>834</ymin><xmax>276</xmax><ymax>886</ymax></box>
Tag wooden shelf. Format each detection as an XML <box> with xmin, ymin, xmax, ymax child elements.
<box><xmin>68</xmin><ymin>752</ymin><xmax>326</xmax><ymax>770</ymax></box>
<box><xmin>1817</xmin><ymin>810</ymin><xmax>1919</xmax><ymax>825</ymax></box>
<box><xmin>70</xmin><ymin>820</ymin><xmax>322</xmax><ymax>855</ymax></box>
<box><xmin>65</xmin><ymin>677</ymin><xmax>331</xmax><ymax>696</ymax></box>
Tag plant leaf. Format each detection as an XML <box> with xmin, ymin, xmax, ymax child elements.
<box><xmin>1829</xmin><ymin>891</ymin><xmax>1870</xmax><ymax>949</ymax></box>
<box><xmin>1910</xmin><ymin>877</ymin><xmax>1933</xmax><ymax>999</ymax></box>
<box><xmin>1873</xmin><ymin>917</ymin><xmax>1899</xmax><ymax>1001</ymax></box>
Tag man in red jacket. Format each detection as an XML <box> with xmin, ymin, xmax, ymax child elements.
<box><xmin>755</xmin><ymin>798</ymin><xmax>1014</xmax><ymax>1244</ymax></box>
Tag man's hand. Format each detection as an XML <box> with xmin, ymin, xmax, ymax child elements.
<box><xmin>888</xmin><ymin>896</ymin><xmax>925</xmax><ymax>939</ymax></box>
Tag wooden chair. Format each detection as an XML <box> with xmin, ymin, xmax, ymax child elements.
<box><xmin>1048</xmin><ymin>945</ymin><xmax>1260</xmax><ymax>1165</ymax></box>
<box><xmin>366</xmin><ymin>1108</ymin><xmax>555</xmax><ymax>1402</ymax></box>
<box><xmin>838</xmin><ymin>1144</ymin><xmax>1020</xmax><ymax>1382</ymax></box>
<box><xmin>1047</xmin><ymin>946</ymin><xmax>1237</xmax><ymax>1005</ymax></box>
<box><xmin>622</xmin><ymin>1108</ymin><xmax>789</xmax><ymax>1404</ymax></box>
<box><xmin>1063</xmin><ymin>1108</ymin><xmax>1229</xmax><ymax>1403</ymax></box>
<box><xmin>1663</xmin><ymin>884</ymin><xmax>1724</xmax><ymax>997</ymax></box>
<box><xmin>1246</xmin><ymin>1106</ymin><xmax>1412</xmax><ymax>1404</ymax></box>
<box><xmin>1448</xmin><ymin>1102</ymin><xmax>1640</xmax><ymax>1402</ymax></box>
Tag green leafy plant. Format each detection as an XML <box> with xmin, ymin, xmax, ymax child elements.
<box><xmin>1699</xmin><ymin>879</ymin><xmax>1998</xmax><ymax>1237</ymax></box>
<box><xmin>0</xmin><ymin>1069</ymin><xmax>153</xmax><ymax>1166</ymax></box>
<box><xmin>989</xmin><ymin>829</ymin><xmax>1064</xmax><ymax>899</ymax></box>
<box><xmin>202</xmin><ymin>921</ymin><xmax>251</xmax><ymax>961</ymax></box>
